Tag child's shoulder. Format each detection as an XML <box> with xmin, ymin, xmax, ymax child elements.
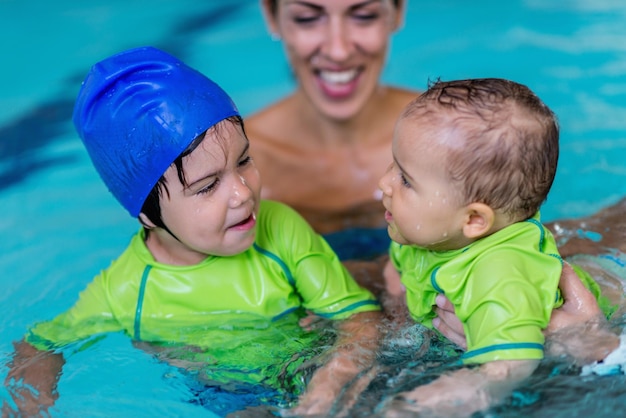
<box><xmin>258</xmin><ymin>199</ymin><xmax>309</xmax><ymax>226</ymax></box>
<box><xmin>259</xmin><ymin>199</ymin><xmax>292</xmax><ymax>212</ymax></box>
<box><xmin>256</xmin><ymin>200</ymin><xmax>320</xmax><ymax>250</ymax></box>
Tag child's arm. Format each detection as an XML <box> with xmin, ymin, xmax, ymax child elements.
<box><xmin>3</xmin><ymin>340</ymin><xmax>64</xmax><ymax>416</ymax></box>
<box><xmin>286</xmin><ymin>310</ymin><xmax>382</xmax><ymax>417</ymax></box>
<box><xmin>385</xmin><ymin>359</ymin><xmax>539</xmax><ymax>417</ymax></box>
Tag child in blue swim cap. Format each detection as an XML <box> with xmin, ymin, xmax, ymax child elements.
<box><xmin>6</xmin><ymin>46</ymin><xmax>381</xmax><ymax>417</ymax></box>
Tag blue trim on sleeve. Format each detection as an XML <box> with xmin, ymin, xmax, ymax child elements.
<box><xmin>430</xmin><ymin>266</ymin><xmax>444</xmax><ymax>294</ymax></box>
<box><xmin>523</xmin><ymin>217</ymin><xmax>563</xmax><ymax>303</ymax></box>
<box><xmin>461</xmin><ymin>342</ymin><xmax>543</xmax><ymax>361</ymax></box>
<box><xmin>549</xmin><ymin>253</ymin><xmax>564</xmax><ymax>263</ymax></box>
<box><xmin>134</xmin><ymin>265</ymin><xmax>152</xmax><ymax>341</ymax></box>
<box><xmin>253</xmin><ymin>243</ymin><xmax>295</xmax><ymax>287</ymax></box>
<box><xmin>524</xmin><ymin>217</ymin><xmax>545</xmax><ymax>251</ymax></box>
<box><xmin>314</xmin><ymin>300</ymin><xmax>380</xmax><ymax>319</ymax></box>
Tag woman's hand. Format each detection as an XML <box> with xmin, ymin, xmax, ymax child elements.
<box><xmin>546</xmin><ymin>262</ymin><xmax>603</xmax><ymax>332</ymax></box>
<box><xmin>544</xmin><ymin>262</ymin><xmax>619</xmax><ymax>363</ymax></box>
<box><xmin>432</xmin><ymin>294</ymin><xmax>467</xmax><ymax>349</ymax></box>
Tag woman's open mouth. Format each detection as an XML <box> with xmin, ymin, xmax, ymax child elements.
<box><xmin>316</xmin><ymin>68</ymin><xmax>362</xmax><ymax>99</ymax></box>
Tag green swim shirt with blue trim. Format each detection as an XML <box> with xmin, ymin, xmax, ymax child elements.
<box><xmin>28</xmin><ymin>200</ymin><xmax>380</xmax><ymax>350</ymax></box>
<box><xmin>390</xmin><ymin>212</ymin><xmax>599</xmax><ymax>365</ymax></box>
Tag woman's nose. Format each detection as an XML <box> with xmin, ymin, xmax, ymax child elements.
<box><xmin>321</xmin><ymin>18</ymin><xmax>353</xmax><ymax>61</ymax></box>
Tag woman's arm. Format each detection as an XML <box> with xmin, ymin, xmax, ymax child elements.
<box><xmin>286</xmin><ymin>310</ymin><xmax>382</xmax><ymax>417</ymax></box>
<box><xmin>547</xmin><ymin>197</ymin><xmax>626</xmax><ymax>258</ymax></box>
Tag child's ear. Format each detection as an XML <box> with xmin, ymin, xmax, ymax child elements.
<box><xmin>138</xmin><ymin>212</ymin><xmax>157</xmax><ymax>229</ymax></box>
<box><xmin>462</xmin><ymin>203</ymin><xmax>495</xmax><ymax>239</ymax></box>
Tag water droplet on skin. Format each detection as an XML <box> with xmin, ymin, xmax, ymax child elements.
<box><xmin>415</xmin><ymin>224</ymin><xmax>421</xmax><ymax>230</ymax></box>
<box><xmin>442</xmin><ymin>232</ymin><xmax>448</xmax><ymax>238</ymax></box>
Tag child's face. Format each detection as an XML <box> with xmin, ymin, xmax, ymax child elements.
<box><xmin>378</xmin><ymin>116</ymin><xmax>471</xmax><ymax>251</ymax></box>
<box><xmin>147</xmin><ymin>122</ymin><xmax>262</xmax><ymax>264</ymax></box>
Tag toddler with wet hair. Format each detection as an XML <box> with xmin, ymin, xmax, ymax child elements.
<box><xmin>379</xmin><ymin>78</ymin><xmax>614</xmax><ymax>416</ymax></box>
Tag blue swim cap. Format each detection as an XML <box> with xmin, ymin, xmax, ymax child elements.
<box><xmin>73</xmin><ymin>46</ymin><xmax>240</xmax><ymax>217</ymax></box>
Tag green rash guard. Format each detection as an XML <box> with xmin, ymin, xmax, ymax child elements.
<box><xmin>391</xmin><ymin>213</ymin><xmax>602</xmax><ymax>365</ymax></box>
<box><xmin>27</xmin><ymin>200</ymin><xmax>379</xmax><ymax>386</ymax></box>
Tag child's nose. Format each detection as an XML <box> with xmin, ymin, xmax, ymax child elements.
<box><xmin>229</xmin><ymin>174</ymin><xmax>253</xmax><ymax>208</ymax></box>
<box><xmin>378</xmin><ymin>166</ymin><xmax>393</xmax><ymax>196</ymax></box>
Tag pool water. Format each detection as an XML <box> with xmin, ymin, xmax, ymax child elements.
<box><xmin>2</xmin><ymin>0</ymin><xmax>626</xmax><ymax>417</ymax></box>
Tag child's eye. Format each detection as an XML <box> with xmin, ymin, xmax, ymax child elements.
<box><xmin>400</xmin><ymin>173</ymin><xmax>411</xmax><ymax>188</ymax></box>
<box><xmin>197</xmin><ymin>179</ymin><xmax>218</xmax><ymax>195</ymax></box>
<box><xmin>238</xmin><ymin>156</ymin><xmax>252</xmax><ymax>167</ymax></box>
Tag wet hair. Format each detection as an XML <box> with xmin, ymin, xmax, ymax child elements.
<box><xmin>140</xmin><ymin>115</ymin><xmax>245</xmax><ymax>232</ymax></box>
<box><xmin>402</xmin><ymin>78</ymin><xmax>559</xmax><ymax>221</ymax></box>
<box><xmin>266</xmin><ymin>0</ymin><xmax>402</xmax><ymax>15</ymax></box>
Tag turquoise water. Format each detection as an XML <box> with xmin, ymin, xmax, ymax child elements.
<box><xmin>1</xmin><ymin>0</ymin><xmax>626</xmax><ymax>416</ymax></box>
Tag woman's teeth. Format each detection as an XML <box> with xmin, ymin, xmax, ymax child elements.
<box><xmin>319</xmin><ymin>69</ymin><xmax>358</xmax><ymax>84</ymax></box>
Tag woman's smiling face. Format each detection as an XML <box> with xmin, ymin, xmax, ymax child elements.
<box><xmin>266</xmin><ymin>0</ymin><xmax>402</xmax><ymax>121</ymax></box>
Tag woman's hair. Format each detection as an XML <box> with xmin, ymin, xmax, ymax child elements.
<box><xmin>266</xmin><ymin>0</ymin><xmax>402</xmax><ymax>15</ymax></box>
<box><xmin>403</xmin><ymin>78</ymin><xmax>559</xmax><ymax>221</ymax></box>
<box><xmin>140</xmin><ymin>115</ymin><xmax>244</xmax><ymax>231</ymax></box>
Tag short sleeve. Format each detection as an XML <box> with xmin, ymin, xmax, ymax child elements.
<box><xmin>260</xmin><ymin>201</ymin><xmax>380</xmax><ymax>319</ymax></box>
<box><xmin>457</xmin><ymin>254</ymin><xmax>556</xmax><ymax>364</ymax></box>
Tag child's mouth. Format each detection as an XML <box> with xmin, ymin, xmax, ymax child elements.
<box><xmin>229</xmin><ymin>213</ymin><xmax>256</xmax><ymax>230</ymax></box>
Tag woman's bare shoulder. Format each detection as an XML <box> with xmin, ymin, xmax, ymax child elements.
<box><xmin>386</xmin><ymin>85</ymin><xmax>421</xmax><ymax>107</ymax></box>
<box><xmin>245</xmin><ymin>96</ymin><xmax>298</xmax><ymax>145</ymax></box>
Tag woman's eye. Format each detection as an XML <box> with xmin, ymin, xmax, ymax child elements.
<box><xmin>293</xmin><ymin>16</ymin><xmax>316</xmax><ymax>24</ymax></box>
<box><xmin>353</xmin><ymin>12</ymin><xmax>379</xmax><ymax>22</ymax></box>
<box><xmin>292</xmin><ymin>13</ymin><xmax>321</xmax><ymax>25</ymax></box>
